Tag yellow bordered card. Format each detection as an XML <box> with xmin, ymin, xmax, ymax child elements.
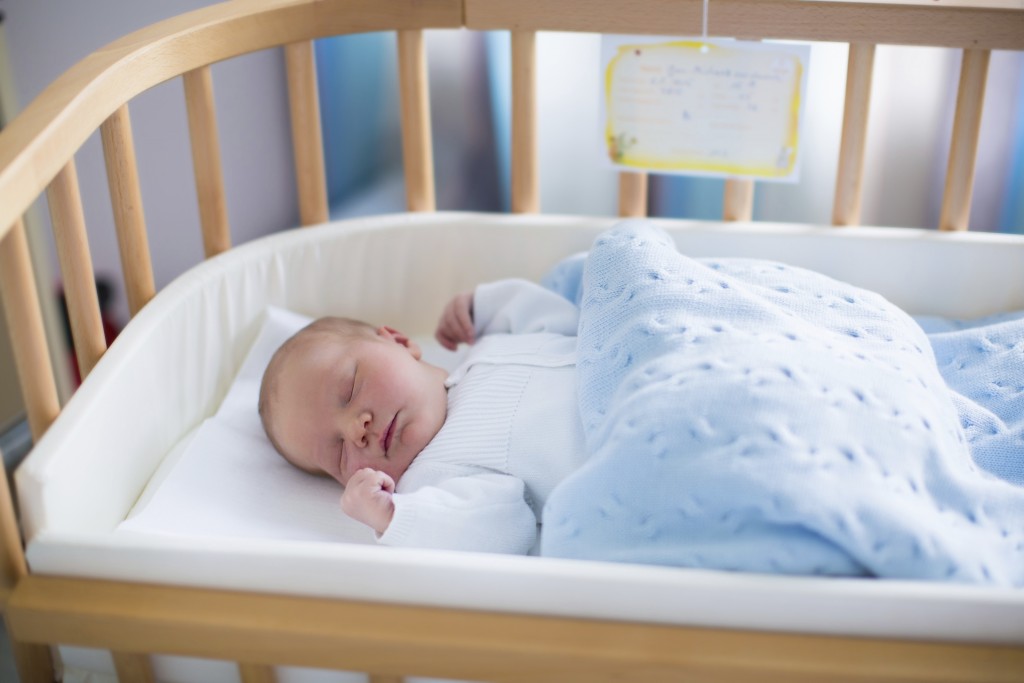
<box><xmin>601</xmin><ymin>36</ymin><xmax>810</xmax><ymax>182</ymax></box>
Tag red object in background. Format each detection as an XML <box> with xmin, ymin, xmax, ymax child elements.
<box><xmin>66</xmin><ymin>315</ymin><xmax>120</xmax><ymax>387</ymax></box>
<box><xmin>58</xmin><ymin>278</ymin><xmax>122</xmax><ymax>388</ymax></box>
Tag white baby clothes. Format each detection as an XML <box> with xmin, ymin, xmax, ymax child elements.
<box><xmin>378</xmin><ymin>279</ymin><xmax>587</xmax><ymax>554</ymax></box>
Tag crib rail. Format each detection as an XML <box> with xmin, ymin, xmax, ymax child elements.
<box><xmin>465</xmin><ymin>0</ymin><xmax>1024</xmax><ymax>48</ymax></box>
<box><xmin>8</xmin><ymin>575</ymin><xmax>1024</xmax><ymax>683</ymax></box>
<box><xmin>1</xmin><ymin>1</ymin><xmax>1023</xmax><ymax>682</ymax></box>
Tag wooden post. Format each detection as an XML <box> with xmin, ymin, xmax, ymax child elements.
<box><xmin>0</xmin><ymin>220</ymin><xmax>60</xmax><ymax>440</ymax></box>
<box><xmin>284</xmin><ymin>41</ymin><xmax>330</xmax><ymax>225</ymax></box>
<box><xmin>0</xmin><ymin>344</ymin><xmax>54</xmax><ymax>679</ymax></box>
<box><xmin>101</xmin><ymin>105</ymin><xmax>156</xmax><ymax>316</ymax></box>
<box><xmin>112</xmin><ymin>652</ymin><xmax>155</xmax><ymax>682</ymax></box>
<box><xmin>723</xmin><ymin>179</ymin><xmax>754</xmax><ymax>221</ymax></box>
<box><xmin>239</xmin><ymin>663</ymin><xmax>278</xmax><ymax>683</ymax></box>
<box><xmin>511</xmin><ymin>31</ymin><xmax>539</xmax><ymax>213</ymax></box>
<box><xmin>618</xmin><ymin>173</ymin><xmax>648</xmax><ymax>217</ymax></box>
<box><xmin>183</xmin><ymin>65</ymin><xmax>231</xmax><ymax>256</ymax></box>
<box><xmin>939</xmin><ymin>48</ymin><xmax>990</xmax><ymax>232</ymax></box>
<box><xmin>833</xmin><ymin>43</ymin><xmax>876</xmax><ymax>227</ymax></box>
<box><xmin>47</xmin><ymin>160</ymin><xmax>107</xmax><ymax>380</ymax></box>
<box><xmin>396</xmin><ymin>30</ymin><xmax>436</xmax><ymax>212</ymax></box>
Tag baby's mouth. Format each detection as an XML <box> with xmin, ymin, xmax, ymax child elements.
<box><xmin>381</xmin><ymin>415</ymin><xmax>396</xmax><ymax>454</ymax></box>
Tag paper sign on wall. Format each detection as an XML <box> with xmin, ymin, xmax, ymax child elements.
<box><xmin>601</xmin><ymin>36</ymin><xmax>810</xmax><ymax>182</ymax></box>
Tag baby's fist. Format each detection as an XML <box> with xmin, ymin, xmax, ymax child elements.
<box><xmin>340</xmin><ymin>468</ymin><xmax>396</xmax><ymax>534</ymax></box>
<box><xmin>435</xmin><ymin>291</ymin><xmax>475</xmax><ymax>350</ymax></box>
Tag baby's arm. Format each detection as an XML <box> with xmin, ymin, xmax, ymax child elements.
<box><xmin>472</xmin><ymin>279</ymin><xmax>580</xmax><ymax>337</ymax></box>
<box><xmin>435</xmin><ymin>279</ymin><xmax>579</xmax><ymax>349</ymax></box>
<box><xmin>340</xmin><ymin>468</ymin><xmax>395</xmax><ymax>534</ymax></box>
<box><xmin>381</xmin><ymin>472</ymin><xmax>538</xmax><ymax>554</ymax></box>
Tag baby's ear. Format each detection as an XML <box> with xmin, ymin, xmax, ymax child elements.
<box><xmin>376</xmin><ymin>326</ymin><xmax>422</xmax><ymax>359</ymax></box>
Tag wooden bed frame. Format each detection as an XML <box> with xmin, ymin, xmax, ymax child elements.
<box><xmin>1</xmin><ymin>1</ymin><xmax>1023</xmax><ymax>681</ymax></box>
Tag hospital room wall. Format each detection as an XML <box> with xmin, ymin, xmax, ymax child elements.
<box><xmin>4</xmin><ymin>2</ymin><xmax>1024</xmax><ymax>340</ymax></box>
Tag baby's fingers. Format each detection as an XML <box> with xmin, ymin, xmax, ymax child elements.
<box><xmin>435</xmin><ymin>327</ymin><xmax>458</xmax><ymax>351</ymax></box>
<box><xmin>455</xmin><ymin>300</ymin><xmax>474</xmax><ymax>344</ymax></box>
<box><xmin>356</xmin><ymin>468</ymin><xmax>386</xmax><ymax>487</ymax></box>
<box><xmin>436</xmin><ymin>297</ymin><xmax>472</xmax><ymax>348</ymax></box>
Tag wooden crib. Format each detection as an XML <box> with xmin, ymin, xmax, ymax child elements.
<box><xmin>1</xmin><ymin>1</ymin><xmax>1023</xmax><ymax>681</ymax></box>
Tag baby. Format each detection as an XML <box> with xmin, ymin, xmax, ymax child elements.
<box><xmin>259</xmin><ymin>279</ymin><xmax>587</xmax><ymax>554</ymax></box>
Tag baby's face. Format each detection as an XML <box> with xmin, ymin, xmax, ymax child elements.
<box><xmin>271</xmin><ymin>328</ymin><xmax>448</xmax><ymax>486</ymax></box>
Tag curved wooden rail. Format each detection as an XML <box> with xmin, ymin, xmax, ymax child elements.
<box><xmin>0</xmin><ymin>0</ymin><xmax>462</xmax><ymax>242</ymax></box>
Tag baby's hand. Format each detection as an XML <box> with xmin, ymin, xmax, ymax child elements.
<box><xmin>340</xmin><ymin>468</ymin><xmax>395</xmax><ymax>534</ymax></box>
<box><xmin>435</xmin><ymin>291</ymin><xmax>475</xmax><ymax>350</ymax></box>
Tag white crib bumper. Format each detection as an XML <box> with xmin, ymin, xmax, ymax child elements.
<box><xmin>15</xmin><ymin>212</ymin><xmax>1024</xmax><ymax>645</ymax></box>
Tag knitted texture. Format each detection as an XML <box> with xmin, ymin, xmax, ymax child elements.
<box><xmin>927</xmin><ymin>313</ymin><xmax>1024</xmax><ymax>487</ymax></box>
<box><xmin>541</xmin><ymin>221</ymin><xmax>1024</xmax><ymax>585</ymax></box>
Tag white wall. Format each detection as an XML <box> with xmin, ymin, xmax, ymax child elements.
<box><xmin>537</xmin><ymin>33</ymin><xmax>618</xmax><ymax>217</ymax></box>
<box><xmin>4</xmin><ymin>1</ymin><xmax>297</xmax><ymax>326</ymax></box>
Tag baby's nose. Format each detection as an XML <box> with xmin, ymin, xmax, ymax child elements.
<box><xmin>344</xmin><ymin>411</ymin><xmax>372</xmax><ymax>447</ymax></box>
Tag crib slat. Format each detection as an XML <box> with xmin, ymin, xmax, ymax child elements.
<box><xmin>511</xmin><ymin>30</ymin><xmax>539</xmax><ymax>213</ymax></box>
<box><xmin>48</xmin><ymin>160</ymin><xmax>107</xmax><ymax>380</ymax></box>
<box><xmin>617</xmin><ymin>173</ymin><xmax>648</xmax><ymax>217</ymax></box>
<box><xmin>833</xmin><ymin>43</ymin><xmax>876</xmax><ymax>227</ymax></box>
<box><xmin>183</xmin><ymin>65</ymin><xmax>232</xmax><ymax>256</ymax></box>
<box><xmin>0</xmin><ymin>224</ymin><xmax>53</xmax><ymax>683</ymax></box>
<box><xmin>397</xmin><ymin>30</ymin><xmax>437</xmax><ymax>212</ymax></box>
<box><xmin>723</xmin><ymin>179</ymin><xmax>754</xmax><ymax>221</ymax></box>
<box><xmin>100</xmin><ymin>105</ymin><xmax>157</xmax><ymax>317</ymax></box>
<box><xmin>284</xmin><ymin>41</ymin><xmax>330</xmax><ymax>226</ymax></box>
<box><xmin>10</xmin><ymin>642</ymin><xmax>54</xmax><ymax>683</ymax></box>
<box><xmin>939</xmin><ymin>48</ymin><xmax>991</xmax><ymax>232</ymax></box>
<box><xmin>239</xmin><ymin>662</ymin><xmax>278</xmax><ymax>683</ymax></box>
<box><xmin>0</xmin><ymin>219</ymin><xmax>60</xmax><ymax>440</ymax></box>
<box><xmin>0</xmin><ymin>409</ymin><xmax>54</xmax><ymax>679</ymax></box>
<box><xmin>112</xmin><ymin>651</ymin><xmax>155</xmax><ymax>682</ymax></box>
<box><xmin>0</xmin><ymin>429</ymin><xmax>26</xmax><ymax>603</ymax></box>
<box><xmin>369</xmin><ymin>675</ymin><xmax>404</xmax><ymax>683</ymax></box>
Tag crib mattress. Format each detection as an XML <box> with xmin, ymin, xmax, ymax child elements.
<box><xmin>16</xmin><ymin>212</ymin><xmax>1024</xmax><ymax>650</ymax></box>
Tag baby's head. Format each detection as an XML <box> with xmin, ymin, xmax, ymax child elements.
<box><xmin>259</xmin><ymin>316</ymin><xmax>449</xmax><ymax>486</ymax></box>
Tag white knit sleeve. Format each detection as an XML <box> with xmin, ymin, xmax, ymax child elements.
<box><xmin>473</xmin><ymin>278</ymin><xmax>579</xmax><ymax>338</ymax></box>
<box><xmin>378</xmin><ymin>472</ymin><xmax>538</xmax><ymax>554</ymax></box>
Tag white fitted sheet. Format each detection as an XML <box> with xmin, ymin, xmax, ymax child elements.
<box><xmin>16</xmin><ymin>214</ymin><xmax>1024</xmax><ymax>661</ymax></box>
<box><xmin>117</xmin><ymin>306</ymin><xmax>468</xmax><ymax>546</ymax></box>
<box><xmin>118</xmin><ymin>307</ymin><xmax>378</xmax><ymax>545</ymax></box>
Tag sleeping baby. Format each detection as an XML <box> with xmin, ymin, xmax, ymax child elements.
<box><xmin>258</xmin><ymin>278</ymin><xmax>587</xmax><ymax>554</ymax></box>
<box><xmin>260</xmin><ymin>221</ymin><xmax>1024</xmax><ymax>585</ymax></box>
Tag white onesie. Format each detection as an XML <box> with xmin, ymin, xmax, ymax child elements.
<box><xmin>377</xmin><ymin>279</ymin><xmax>587</xmax><ymax>554</ymax></box>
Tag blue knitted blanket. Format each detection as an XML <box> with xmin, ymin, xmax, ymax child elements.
<box><xmin>540</xmin><ymin>222</ymin><xmax>1024</xmax><ymax>585</ymax></box>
